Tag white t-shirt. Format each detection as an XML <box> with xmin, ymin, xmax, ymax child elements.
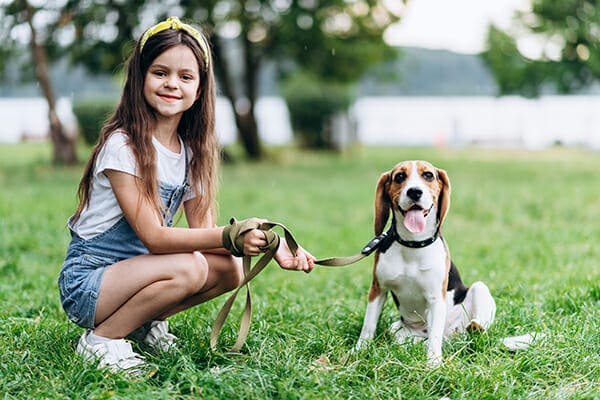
<box><xmin>70</xmin><ymin>131</ymin><xmax>199</xmax><ymax>239</ymax></box>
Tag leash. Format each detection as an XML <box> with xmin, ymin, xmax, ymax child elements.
<box><xmin>210</xmin><ymin>219</ymin><xmax>392</xmax><ymax>352</ymax></box>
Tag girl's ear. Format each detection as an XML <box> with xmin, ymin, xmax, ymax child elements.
<box><xmin>374</xmin><ymin>171</ymin><xmax>391</xmax><ymax>235</ymax></box>
<box><xmin>436</xmin><ymin>168</ymin><xmax>451</xmax><ymax>228</ymax></box>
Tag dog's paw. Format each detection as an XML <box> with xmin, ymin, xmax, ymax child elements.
<box><xmin>426</xmin><ymin>350</ymin><xmax>443</xmax><ymax>369</ymax></box>
<box><xmin>353</xmin><ymin>338</ymin><xmax>369</xmax><ymax>352</ymax></box>
<box><xmin>390</xmin><ymin>320</ymin><xmax>403</xmax><ymax>333</ymax></box>
<box><xmin>390</xmin><ymin>321</ymin><xmax>427</xmax><ymax>345</ymax></box>
<box><xmin>426</xmin><ymin>355</ymin><xmax>443</xmax><ymax>369</ymax></box>
<box><xmin>466</xmin><ymin>319</ymin><xmax>485</xmax><ymax>333</ymax></box>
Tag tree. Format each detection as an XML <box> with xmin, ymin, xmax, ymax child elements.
<box><xmin>1</xmin><ymin>0</ymin><xmax>78</xmax><ymax>164</ymax></box>
<box><xmin>482</xmin><ymin>0</ymin><xmax>600</xmax><ymax>96</ymax></box>
<box><xmin>2</xmin><ymin>0</ymin><xmax>401</xmax><ymax>160</ymax></box>
<box><xmin>481</xmin><ymin>25</ymin><xmax>549</xmax><ymax>97</ymax></box>
<box><xmin>61</xmin><ymin>0</ymin><xmax>401</xmax><ymax>159</ymax></box>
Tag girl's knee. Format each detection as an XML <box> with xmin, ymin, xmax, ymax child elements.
<box><xmin>176</xmin><ymin>252</ymin><xmax>208</xmax><ymax>294</ymax></box>
<box><xmin>220</xmin><ymin>256</ymin><xmax>243</xmax><ymax>292</ymax></box>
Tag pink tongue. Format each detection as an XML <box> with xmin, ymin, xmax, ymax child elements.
<box><xmin>404</xmin><ymin>209</ymin><xmax>426</xmax><ymax>233</ymax></box>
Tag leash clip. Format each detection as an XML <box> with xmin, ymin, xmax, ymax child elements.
<box><xmin>361</xmin><ymin>230</ymin><xmax>389</xmax><ymax>255</ymax></box>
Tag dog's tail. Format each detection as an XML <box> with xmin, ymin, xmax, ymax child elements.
<box><xmin>501</xmin><ymin>332</ymin><xmax>546</xmax><ymax>351</ymax></box>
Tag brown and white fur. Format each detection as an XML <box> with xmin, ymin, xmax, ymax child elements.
<box><xmin>355</xmin><ymin>160</ymin><xmax>496</xmax><ymax>367</ymax></box>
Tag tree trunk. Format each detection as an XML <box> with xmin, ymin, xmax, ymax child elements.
<box><xmin>25</xmin><ymin>2</ymin><xmax>78</xmax><ymax>165</ymax></box>
<box><xmin>236</xmin><ymin>109</ymin><xmax>261</xmax><ymax>159</ymax></box>
<box><xmin>240</xmin><ymin>34</ymin><xmax>262</xmax><ymax>160</ymax></box>
<box><xmin>212</xmin><ymin>37</ymin><xmax>263</xmax><ymax>160</ymax></box>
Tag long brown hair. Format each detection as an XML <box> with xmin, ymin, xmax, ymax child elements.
<box><xmin>73</xmin><ymin>26</ymin><xmax>219</xmax><ymax>226</ymax></box>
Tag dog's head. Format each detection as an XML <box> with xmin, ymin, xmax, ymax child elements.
<box><xmin>374</xmin><ymin>160</ymin><xmax>450</xmax><ymax>236</ymax></box>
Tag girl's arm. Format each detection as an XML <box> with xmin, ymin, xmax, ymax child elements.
<box><xmin>105</xmin><ymin>169</ymin><xmax>266</xmax><ymax>255</ymax></box>
<box><xmin>183</xmin><ymin>194</ymin><xmax>214</xmax><ymax>229</ymax></box>
<box><xmin>183</xmin><ymin>195</ymin><xmax>229</xmax><ymax>255</ymax></box>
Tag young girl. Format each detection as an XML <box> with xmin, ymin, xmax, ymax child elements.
<box><xmin>58</xmin><ymin>16</ymin><xmax>314</xmax><ymax>374</ymax></box>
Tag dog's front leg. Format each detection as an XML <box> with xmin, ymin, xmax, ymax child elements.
<box><xmin>426</xmin><ymin>296</ymin><xmax>447</xmax><ymax>368</ymax></box>
<box><xmin>355</xmin><ymin>287</ymin><xmax>387</xmax><ymax>350</ymax></box>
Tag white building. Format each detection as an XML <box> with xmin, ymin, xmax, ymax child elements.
<box><xmin>1</xmin><ymin>95</ymin><xmax>600</xmax><ymax>150</ymax></box>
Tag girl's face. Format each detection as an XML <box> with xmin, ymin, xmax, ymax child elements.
<box><xmin>143</xmin><ymin>44</ymin><xmax>201</xmax><ymax>122</ymax></box>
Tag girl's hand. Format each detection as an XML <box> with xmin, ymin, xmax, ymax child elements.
<box><xmin>242</xmin><ymin>227</ymin><xmax>269</xmax><ymax>256</ymax></box>
<box><xmin>274</xmin><ymin>237</ymin><xmax>315</xmax><ymax>273</ymax></box>
<box><xmin>237</xmin><ymin>217</ymin><xmax>269</xmax><ymax>256</ymax></box>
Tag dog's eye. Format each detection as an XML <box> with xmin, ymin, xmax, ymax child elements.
<box><xmin>422</xmin><ymin>171</ymin><xmax>434</xmax><ymax>181</ymax></box>
<box><xmin>394</xmin><ymin>172</ymin><xmax>406</xmax><ymax>183</ymax></box>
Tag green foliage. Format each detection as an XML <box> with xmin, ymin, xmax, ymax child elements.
<box><xmin>482</xmin><ymin>26</ymin><xmax>549</xmax><ymax>97</ymax></box>
<box><xmin>0</xmin><ymin>10</ymin><xmax>16</xmax><ymax>76</ymax></box>
<box><xmin>272</xmin><ymin>0</ymin><xmax>400</xmax><ymax>83</ymax></box>
<box><xmin>0</xmin><ymin>143</ymin><xmax>599</xmax><ymax>398</ymax></box>
<box><xmin>483</xmin><ymin>0</ymin><xmax>600</xmax><ymax>95</ymax></box>
<box><xmin>0</xmin><ymin>1</ymin><xmax>66</xmax><ymax>70</ymax></box>
<box><xmin>58</xmin><ymin>2</ymin><xmax>143</xmax><ymax>74</ymax></box>
<box><xmin>72</xmin><ymin>99</ymin><xmax>117</xmax><ymax>145</ymax></box>
<box><xmin>281</xmin><ymin>72</ymin><xmax>355</xmax><ymax>149</ymax></box>
<box><xmin>270</xmin><ymin>0</ymin><xmax>399</xmax><ymax>149</ymax></box>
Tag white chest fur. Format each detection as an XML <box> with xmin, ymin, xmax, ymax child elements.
<box><xmin>376</xmin><ymin>239</ymin><xmax>447</xmax><ymax>324</ymax></box>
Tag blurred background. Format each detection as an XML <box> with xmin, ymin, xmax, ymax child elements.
<box><xmin>2</xmin><ymin>0</ymin><xmax>600</xmax><ymax>163</ymax></box>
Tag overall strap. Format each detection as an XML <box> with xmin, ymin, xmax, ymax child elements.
<box><xmin>183</xmin><ymin>143</ymin><xmax>189</xmax><ymax>185</ymax></box>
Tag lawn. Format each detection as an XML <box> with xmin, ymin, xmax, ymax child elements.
<box><xmin>0</xmin><ymin>143</ymin><xmax>598</xmax><ymax>399</ymax></box>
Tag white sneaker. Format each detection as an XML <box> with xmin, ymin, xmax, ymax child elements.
<box><xmin>143</xmin><ymin>320</ymin><xmax>177</xmax><ymax>352</ymax></box>
<box><xmin>77</xmin><ymin>330</ymin><xmax>146</xmax><ymax>374</ymax></box>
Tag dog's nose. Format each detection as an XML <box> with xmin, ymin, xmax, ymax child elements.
<box><xmin>407</xmin><ymin>187</ymin><xmax>423</xmax><ymax>201</ymax></box>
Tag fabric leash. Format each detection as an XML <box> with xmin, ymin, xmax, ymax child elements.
<box><xmin>210</xmin><ymin>221</ymin><xmax>294</xmax><ymax>352</ymax></box>
<box><xmin>210</xmin><ymin>220</ymin><xmax>389</xmax><ymax>352</ymax></box>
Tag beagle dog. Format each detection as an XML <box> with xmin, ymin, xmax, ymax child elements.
<box><xmin>355</xmin><ymin>160</ymin><xmax>496</xmax><ymax>367</ymax></box>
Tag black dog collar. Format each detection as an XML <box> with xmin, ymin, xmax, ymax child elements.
<box><xmin>388</xmin><ymin>217</ymin><xmax>440</xmax><ymax>250</ymax></box>
<box><xmin>395</xmin><ymin>230</ymin><xmax>439</xmax><ymax>248</ymax></box>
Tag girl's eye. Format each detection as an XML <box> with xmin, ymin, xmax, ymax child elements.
<box><xmin>394</xmin><ymin>172</ymin><xmax>406</xmax><ymax>183</ymax></box>
<box><xmin>422</xmin><ymin>171</ymin><xmax>434</xmax><ymax>181</ymax></box>
<box><xmin>153</xmin><ymin>70</ymin><xmax>166</xmax><ymax>77</ymax></box>
<box><xmin>181</xmin><ymin>75</ymin><xmax>194</xmax><ymax>81</ymax></box>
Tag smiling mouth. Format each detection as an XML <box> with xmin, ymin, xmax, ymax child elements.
<box><xmin>158</xmin><ymin>94</ymin><xmax>181</xmax><ymax>101</ymax></box>
<box><xmin>400</xmin><ymin>204</ymin><xmax>430</xmax><ymax>217</ymax></box>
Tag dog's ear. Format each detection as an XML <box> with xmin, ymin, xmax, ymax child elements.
<box><xmin>436</xmin><ymin>168</ymin><xmax>451</xmax><ymax>228</ymax></box>
<box><xmin>374</xmin><ymin>171</ymin><xmax>392</xmax><ymax>235</ymax></box>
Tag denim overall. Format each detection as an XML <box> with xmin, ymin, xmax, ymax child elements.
<box><xmin>58</xmin><ymin>157</ymin><xmax>189</xmax><ymax>329</ymax></box>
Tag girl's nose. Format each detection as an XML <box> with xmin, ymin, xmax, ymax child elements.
<box><xmin>164</xmin><ymin>75</ymin><xmax>178</xmax><ymax>88</ymax></box>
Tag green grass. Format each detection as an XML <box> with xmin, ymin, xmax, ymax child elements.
<box><xmin>0</xmin><ymin>143</ymin><xmax>599</xmax><ymax>399</ymax></box>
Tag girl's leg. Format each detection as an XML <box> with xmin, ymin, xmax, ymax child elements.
<box><xmin>156</xmin><ymin>253</ymin><xmax>243</xmax><ymax>319</ymax></box>
<box><xmin>93</xmin><ymin>252</ymin><xmax>241</xmax><ymax>339</ymax></box>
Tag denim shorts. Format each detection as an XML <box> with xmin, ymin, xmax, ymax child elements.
<box><xmin>58</xmin><ymin>250</ymin><xmax>116</xmax><ymax>329</ymax></box>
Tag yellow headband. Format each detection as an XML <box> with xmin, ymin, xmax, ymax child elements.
<box><xmin>140</xmin><ymin>16</ymin><xmax>210</xmax><ymax>68</ymax></box>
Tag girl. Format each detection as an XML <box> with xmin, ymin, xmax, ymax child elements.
<box><xmin>58</xmin><ymin>16</ymin><xmax>314</xmax><ymax>374</ymax></box>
